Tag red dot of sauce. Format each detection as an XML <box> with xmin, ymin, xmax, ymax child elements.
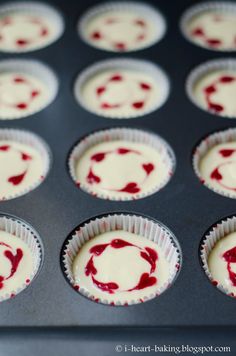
<box><xmin>91</xmin><ymin>152</ymin><xmax>106</xmax><ymax>162</ymax></box>
<box><xmin>16</xmin><ymin>39</ymin><xmax>29</xmax><ymax>47</ymax></box>
<box><xmin>114</xmin><ymin>42</ymin><xmax>126</xmax><ymax>51</ymax></box>
<box><xmin>129</xmin><ymin>273</ymin><xmax>157</xmax><ymax>291</ymax></box>
<box><xmin>137</xmin><ymin>34</ymin><xmax>145</xmax><ymax>41</ymax></box>
<box><xmin>110</xmin><ymin>74</ymin><xmax>123</xmax><ymax>81</ymax></box>
<box><xmin>31</xmin><ymin>90</ymin><xmax>40</xmax><ymax>98</ymax></box>
<box><xmin>132</xmin><ymin>101</ymin><xmax>144</xmax><ymax>109</ymax></box>
<box><xmin>220</xmin><ymin>76</ymin><xmax>235</xmax><ymax>83</ymax></box>
<box><xmin>8</xmin><ymin>171</ymin><xmax>27</xmax><ymax>185</ymax></box>
<box><xmin>85</xmin><ymin>256</ymin><xmax>97</xmax><ymax>276</ymax></box>
<box><xmin>208</xmin><ymin>102</ymin><xmax>224</xmax><ymax>113</ymax></box>
<box><xmin>86</xmin><ymin>169</ymin><xmax>101</xmax><ymax>184</ymax></box>
<box><xmin>14</xmin><ymin>77</ymin><xmax>25</xmax><ymax>83</ymax></box>
<box><xmin>192</xmin><ymin>27</ymin><xmax>204</xmax><ymax>37</ymax></box>
<box><xmin>41</xmin><ymin>28</ymin><xmax>48</xmax><ymax>37</ymax></box>
<box><xmin>210</xmin><ymin>167</ymin><xmax>222</xmax><ymax>181</ymax></box>
<box><xmin>16</xmin><ymin>103</ymin><xmax>28</xmax><ymax>110</ymax></box>
<box><xmin>223</xmin><ymin>247</ymin><xmax>236</xmax><ymax>286</ymax></box>
<box><xmin>207</xmin><ymin>38</ymin><xmax>222</xmax><ymax>47</ymax></box>
<box><xmin>4</xmin><ymin>249</ymin><xmax>23</xmax><ymax>279</ymax></box>
<box><xmin>91</xmin><ymin>31</ymin><xmax>102</xmax><ymax>40</ymax></box>
<box><xmin>135</xmin><ymin>19</ymin><xmax>146</xmax><ymax>27</ymax></box>
<box><xmin>96</xmin><ymin>86</ymin><xmax>106</xmax><ymax>96</ymax></box>
<box><xmin>117</xmin><ymin>148</ymin><xmax>131</xmax><ymax>155</ymax></box>
<box><xmin>92</xmin><ymin>276</ymin><xmax>119</xmax><ymax>294</ymax></box>
<box><xmin>0</xmin><ymin>145</ymin><xmax>10</xmax><ymax>151</ymax></box>
<box><xmin>204</xmin><ymin>85</ymin><xmax>216</xmax><ymax>94</ymax></box>
<box><xmin>140</xmin><ymin>82</ymin><xmax>151</xmax><ymax>91</ymax></box>
<box><xmin>110</xmin><ymin>239</ymin><xmax>134</xmax><ymax>249</ymax></box>
<box><xmin>21</xmin><ymin>152</ymin><xmax>32</xmax><ymax>161</ymax></box>
<box><xmin>142</xmin><ymin>163</ymin><xmax>154</xmax><ymax>175</ymax></box>
<box><xmin>119</xmin><ymin>182</ymin><xmax>140</xmax><ymax>194</ymax></box>
<box><xmin>219</xmin><ymin>149</ymin><xmax>235</xmax><ymax>157</ymax></box>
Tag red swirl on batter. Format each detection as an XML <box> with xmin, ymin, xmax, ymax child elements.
<box><xmin>210</xmin><ymin>147</ymin><xmax>236</xmax><ymax>192</ymax></box>
<box><xmin>202</xmin><ymin>75</ymin><xmax>236</xmax><ymax>114</ymax></box>
<box><xmin>223</xmin><ymin>246</ymin><xmax>236</xmax><ymax>287</ymax></box>
<box><xmin>0</xmin><ymin>15</ymin><xmax>49</xmax><ymax>49</ymax></box>
<box><xmin>90</xmin><ymin>16</ymin><xmax>148</xmax><ymax>51</ymax></box>
<box><xmin>85</xmin><ymin>146</ymin><xmax>155</xmax><ymax>194</ymax></box>
<box><xmin>95</xmin><ymin>72</ymin><xmax>152</xmax><ymax>111</ymax></box>
<box><xmin>0</xmin><ymin>143</ymin><xmax>32</xmax><ymax>186</ymax></box>
<box><xmin>84</xmin><ymin>238</ymin><xmax>158</xmax><ymax>294</ymax></box>
<box><xmin>0</xmin><ymin>242</ymin><xmax>23</xmax><ymax>290</ymax></box>
<box><xmin>0</xmin><ymin>75</ymin><xmax>41</xmax><ymax>111</ymax></box>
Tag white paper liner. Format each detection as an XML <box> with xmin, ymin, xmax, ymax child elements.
<box><xmin>186</xmin><ymin>58</ymin><xmax>236</xmax><ymax>119</ymax></box>
<box><xmin>200</xmin><ymin>215</ymin><xmax>236</xmax><ymax>298</ymax></box>
<box><xmin>0</xmin><ymin>1</ymin><xmax>64</xmax><ymax>53</ymax></box>
<box><xmin>180</xmin><ymin>2</ymin><xmax>236</xmax><ymax>52</ymax></box>
<box><xmin>0</xmin><ymin>213</ymin><xmax>43</xmax><ymax>302</ymax></box>
<box><xmin>0</xmin><ymin>128</ymin><xmax>51</xmax><ymax>201</ymax></box>
<box><xmin>74</xmin><ymin>58</ymin><xmax>170</xmax><ymax>119</ymax></box>
<box><xmin>68</xmin><ymin>127</ymin><xmax>176</xmax><ymax>201</ymax></box>
<box><xmin>78</xmin><ymin>1</ymin><xmax>166</xmax><ymax>53</ymax></box>
<box><xmin>193</xmin><ymin>128</ymin><xmax>236</xmax><ymax>199</ymax></box>
<box><xmin>0</xmin><ymin>59</ymin><xmax>58</xmax><ymax>120</ymax></box>
<box><xmin>62</xmin><ymin>213</ymin><xmax>181</xmax><ymax>306</ymax></box>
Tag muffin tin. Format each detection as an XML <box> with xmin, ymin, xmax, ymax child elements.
<box><xmin>1</xmin><ymin>0</ymin><xmax>236</xmax><ymax>327</ymax></box>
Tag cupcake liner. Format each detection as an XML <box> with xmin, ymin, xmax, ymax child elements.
<box><xmin>74</xmin><ymin>58</ymin><xmax>170</xmax><ymax>119</ymax></box>
<box><xmin>0</xmin><ymin>1</ymin><xmax>64</xmax><ymax>53</ymax></box>
<box><xmin>62</xmin><ymin>213</ymin><xmax>181</xmax><ymax>306</ymax></box>
<box><xmin>78</xmin><ymin>1</ymin><xmax>166</xmax><ymax>53</ymax></box>
<box><xmin>200</xmin><ymin>215</ymin><xmax>236</xmax><ymax>298</ymax></box>
<box><xmin>193</xmin><ymin>128</ymin><xmax>236</xmax><ymax>199</ymax></box>
<box><xmin>0</xmin><ymin>213</ymin><xmax>43</xmax><ymax>302</ymax></box>
<box><xmin>186</xmin><ymin>58</ymin><xmax>236</xmax><ymax>119</ymax></box>
<box><xmin>0</xmin><ymin>59</ymin><xmax>59</xmax><ymax>120</ymax></box>
<box><xmin>0</xmin><ymin>128</ymin><xmax>51</xmax><ymax>201</ymax></box>
<box><xmin>180</xmin><ymin>2</ymin><xmax>236</xmax><ymax>52</ymax></box>
<box><xmin>68</xmin><ymin>127</ymin><xmax>176</xmax><ymax>201</ymax></box>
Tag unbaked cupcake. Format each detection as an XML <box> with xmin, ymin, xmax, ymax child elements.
<box><xmin>0</xmin><ymin>129</ymin><xmax>51</xmax><ymax>201</ymax></box>
<box><xmin>193</xmin><ymin>128</ymin><xmax>236</xmax><ymax>199</ymax></box>
<box><xmin>74</xmin><ymin>58</ymin><xmax>170</xmax><ymax>119</ymax></box>
<box><xmin>0</xmin><ymin>214</ymin><xmax>42</xmax><ymax>302</ymax></box>
<box><xmin>186</xmin><ymin>59</ymin><xmax>236</xmax><ymax>118</ymax></box>
<box><xmin>0</xmin><ymin>59</ymin><xmax>58</xmax><ymax>120</ymax></box>
<box><xmin>181</xmin><ymin>2</ymin><xmax>236</xmax><ymax>52</ymax></box>
<box><xmin>201</xmin><ymin>215</ymin><xmax>236</xmax><ymax>298</ymax></box>
<box><xmin>0</xmin><ymin>2</ymin><xmax>64</xmax><ymax>53</ymax></box>
<box><xmin>62</xmin><ymin>213</ymin><xmax>181</xmax><ymax>305</ymax></box>
<box><xmin>69</xmin><ymin>128</ymin><xmax>175</xmax><ymax>200</ymax></box>
<box><xmin>78</xmin><ymin>2</ymin><xmax>166</xmax><ymax>52</ymax></box>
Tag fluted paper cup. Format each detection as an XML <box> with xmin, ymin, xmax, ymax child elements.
<box><xmin>61</xmin><ymin>213</ymin><xmax>181</xmax><ymax>306</ymax></box>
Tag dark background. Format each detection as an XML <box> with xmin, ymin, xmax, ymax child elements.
<box><xmin>0</xmin><ymin>0</ymin><xmax>236</xmax><ymax>354</ymax></box>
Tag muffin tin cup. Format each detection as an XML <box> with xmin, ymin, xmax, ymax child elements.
<box><xmin>0</xmin><ymin>213</ymin><xmax>43</xmax><ymax>302</ymax></box>
<box><xmin>74</xmin><ymin>58</ymin><xmax>170</xmax><ymax>119</ymax></box>
<box><xmin>68</xmin><ymin>127</ymin><xmax>176</xmax><ymax>201</ymax></box>
<box><xmin>0</xmin><ymin>59</ymin><xmax>59</xmax><ymax>120</ymax></box>
<box><xmin>200</xmin><ymin>215</ymin><xmax>236</xmax><ymax>298</ymax></box>
<box><xmin>0</xmin><ymin>128</ymin><xmax>51</xmax><ymax>201</ymax></box>
<box><xmin>62</xmin><ymin>213</ymin><xmax>181</xmax><ymax>306</ymax></box>
<box><xmin>186</xmin><ymin>58</ymin><xmax>236</xmax><ymax>119</ymax></box>
<box><xmin>193</xmin><ymin>128</ymin><xmax>236</xmax><ymax>199</ymax></box>
<box><xmin>180</xmin><ymin>1</ymin><xmax>236</xmax><ymax>52</ymax></box>
<box><xmin>0</xmin><ymin>1</ymin><xmax>65</xmax><ymax>53</ymax></box>
<box><xmin>78</xmin><ymin>1</ymin><xmax>166</xmax><ymax>53</ymax></box>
